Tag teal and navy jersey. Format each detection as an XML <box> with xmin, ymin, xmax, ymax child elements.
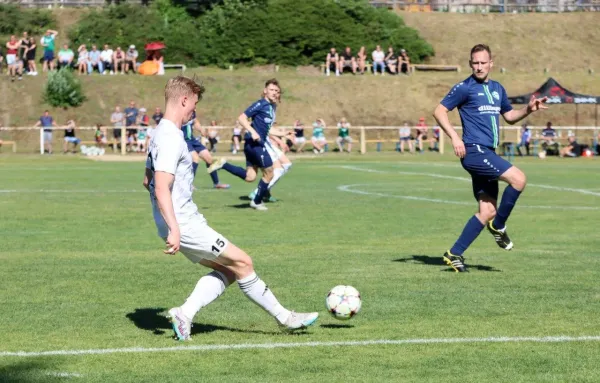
<box><xmin>181</xmin><ymin>111</ymin><xmax>196</xmax><ymax>142</ymax></box>
<box><xmin>441</xmin><ymin>75</ymin><xmax>512</xmax><ymax>149</ymax></box>
<box><xmin>243</xmin><ymin>98</ymin><xmax>277</xmax><ymax>142</ymax></box>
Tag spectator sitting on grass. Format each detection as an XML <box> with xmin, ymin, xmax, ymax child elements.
<box><xmin>560</xmin><ymin>135</ymin><xmax>581</xmax><ymax>158</ymax></box>
<box><xmin>88</xmin><ymin>45</ymin><xmax>102</xmax><ymax>74</ymax></box>
<box><xmin>57</xmin><ymin>44</ymin><xmax>74</xmax><ymax>69</ymax></box>
<box><xmin>113</xmin><ymin>47</ymin><xmax>125</xmax><ymax>74</ymax></box>
<box><xmin>291</xmin><ymin>120</ymin><xmax>307</xmax><ymax>153</ymax></box>
<box><xmin>311</xmin><ymin>118</ymin><xmax>327</xmax><ymax>154</ymax></box>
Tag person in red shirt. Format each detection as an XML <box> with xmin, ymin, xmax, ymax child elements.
<box><xmin>6</xmin><ymin>35</ymin><xmax>23</xmax><ymax>81</ymax></box>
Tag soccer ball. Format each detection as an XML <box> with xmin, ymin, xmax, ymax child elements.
<box><xmin>325</xmin><ymin>285</ymin><xmax>361</xmax><ymax>320</ymax></box>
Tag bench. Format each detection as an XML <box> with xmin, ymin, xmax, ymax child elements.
<box><xmin>321</xmin><ymin>62</ymin><xmax>372</xmax><ymax>75</ymax></box>
<box><xmin>164</xmin><ymin>64</ymin><xmax>186</xmax><ymax>74</ymax></box>
<box><xmin>410</xmin><ymin>64</ymin><xmax>461</xmax><ymax>73</ymax></box>
<box><xmin>0</xmin><ymin>140</ymin><xmax>17</xmax><ymax>153</ymax></box>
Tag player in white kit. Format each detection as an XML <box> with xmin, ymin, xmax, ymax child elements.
<box><xmin>143</xmin><ymin>76</ymin><xmax>318</xmax><ymax>340</ymax></box>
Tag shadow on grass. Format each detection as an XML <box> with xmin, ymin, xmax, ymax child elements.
<box><xmin>126</xmin><ymin>308</ymin><xmax>289</xmax><ymax>336</ymax></box>
<box><xmin>320</xmin><ymin>323</ymin><xmax>354</xmax><ymax>329</ymax></box>
<box><xmin>393</xmin><ymin>255</ymin><xmax>501</xmax><ymax>272</ymax></box>
<box><xmin>0</xmin><ymin>362</ymin><xmax>70</xmax><ymax>383</ymax></box>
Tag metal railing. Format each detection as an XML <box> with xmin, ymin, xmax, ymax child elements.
<box><xmin>369</xmin><ymin>0</ymin><xmax>600</xmax><ymax>12</ymax></box>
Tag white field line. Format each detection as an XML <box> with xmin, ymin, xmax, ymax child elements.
<box><xmin>0</xmin><ymin>189</ymin><xmax>217</xmax><ymax>194</ymax></box>
<box><xmin>338</xmin><ymin>184</ymin><xmax>600</xmax><ymax>211</ymax></box>
<box><xmin>335</xmin><ymin>165</ymin><xmax>600</xmax><ymax>197</ymax></box>
<box><xmin>2</xmin><ymin>336</ymin><xmax>600</xmax><ymax>358</ymax></box>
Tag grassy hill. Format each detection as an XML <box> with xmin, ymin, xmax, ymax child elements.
<box><xmin>399</xmin><ymin>11</ymin><xmax>600</xmax><ymax>73</ymax></box>
<box><xmin>1</xmin><ymin>9</ymin><xmax>599</xmax><ymax>139</ymax></box>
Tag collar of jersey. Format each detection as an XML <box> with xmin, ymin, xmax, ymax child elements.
<box><xmin>159</xmin><ymin>118</ymin><xmax>184</xmax><ymax>137</ymax></box>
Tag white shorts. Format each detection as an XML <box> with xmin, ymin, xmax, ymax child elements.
<box><xmin>312</xmin><ymin>136</ymin><xmax>326</xmax><ymax>143</ymax></box>
<box><xmin>6</xmin><ymin>54</ymin><xmax>17</xmax><ymax>66</ymax></box>
<box><xmin>265</xmin><ymin>138</ymin><xmax>284</xmax><ymax>162</ymax></box>
<box><xmin>337</xmin><ymin>136</ymin><xmax>353</xmax><ymax>143</ymax></box>
<box><xmin>295</xmin><ymin>136</ymin><xmax>306</xmax><ymax>144</ymax></box>
<box><xmin>162</xmin><ymin>214</ymin><xmax>230</xmax><ymax>263</ymax></box>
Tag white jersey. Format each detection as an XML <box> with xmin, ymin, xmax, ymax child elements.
<box><xmin>146</xmin><ymin>119</ymin><xmax>203</xmax><ymax>238</ymax></box>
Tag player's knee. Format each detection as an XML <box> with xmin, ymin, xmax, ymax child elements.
<box><xmin>245</xmin><ymin>173</ymin><xmax>256</xmax><ymax>182</ymax></box>
<box><xmin>479</xmin><ymin>205</ymin><xmax>496</xmax><ymax>221</ymax></box>
<box><xmin>513</xmin><ymin>171</ymin><xmax>527</xmax><ymax>191</ymax></box>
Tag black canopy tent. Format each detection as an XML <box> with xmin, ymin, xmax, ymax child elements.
<box><xmin>508</xmin><ymin>77</ymin><xmax>599</xmax><ymax>127</ymax></box>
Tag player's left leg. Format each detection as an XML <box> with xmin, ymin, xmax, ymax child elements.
<box><xmin>251</xmin><ymin>165</ymin><xmax>274</xmax><ymax>211</ymax></box>
<box><xmin>488</xmin><ymin>165</ymin><xmax>527</xmax><ymax>250</ymax></box>
<box><xmin>198</xmin><ymin>148</ymin><xmax>230</xmax><ymax>189</ymax></box>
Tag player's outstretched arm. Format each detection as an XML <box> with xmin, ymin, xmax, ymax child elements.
<box><xmin>433</xmin><ymin>104</ymin><xmax>465</xmax><ymax>158</ymax></box>
<box><xmin>154</xmin><ymin>171</ymin><xmax>180</xmax><ymax>255</ymax></box>
<box><xmin>503</xmin><ymin>95</ymin><xmax>548</xmax><ymax>125</ymax></box>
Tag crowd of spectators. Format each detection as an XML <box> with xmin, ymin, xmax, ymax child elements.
<box><xmin>325</xmin><ymin>45</ymin><xmax>411</xmax><ymax>76</ymax></box>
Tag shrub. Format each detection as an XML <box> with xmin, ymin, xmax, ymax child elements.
<box><xmin>43</xmin><ymin>68</ymin><xmax>86</xmax><ymax>108</ymax></box>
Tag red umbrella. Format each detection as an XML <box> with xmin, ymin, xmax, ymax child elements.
<box><xmin>144</xmin><ymin>42</ymin><xmax>166</xmax><ymax>51</ymax></box>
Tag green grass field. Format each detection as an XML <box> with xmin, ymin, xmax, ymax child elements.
<box><xmin>1</xmin><ymin>153</ymin><xmax>599</xmax><ymax>382</ymax></box>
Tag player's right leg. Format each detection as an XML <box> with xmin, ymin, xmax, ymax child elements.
<box><xmin>215</xmin><ymin>242</ymin><xmax>318</xmax><ymax>330</ymax></box>
<box><xmin>487</xmin><ymin>165</ymin><xmax>526</xmax><ymax>250</ymax></box>
<box><xmin>251</xmin><ymin>165</ymin><xmax>273</xmax><ymax>210</ymax></box>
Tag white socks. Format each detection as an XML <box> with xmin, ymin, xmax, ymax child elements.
<box><xmin>268</xmin><ymin>167</ymin><xmax>285</xmax><ymax>189</ymax></box>
<box><xmin>238</xmin><ymin>272</ymin><xmax>291</xmax><ymax>324</ymax></box>
<box><xmin>180</xmin><ymin>270</ymin><xmax>231</xmax><ymax>320</ymax></box>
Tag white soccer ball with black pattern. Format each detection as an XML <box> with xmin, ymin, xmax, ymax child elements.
<box><xmin>325</xmin><ymin>285</ymin><xmax>361</xmax><ymax>320</ymax></box>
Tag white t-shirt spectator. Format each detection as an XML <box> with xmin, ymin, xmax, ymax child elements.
<box><xmin>100</xmin><ymin>49</ymin><xmax>113</xmax><ymax>62</ymax></box>
<box><xmin>372</xmin><ymin>50</ymin><xmax>385</xmax><ymax>63</ymax></box>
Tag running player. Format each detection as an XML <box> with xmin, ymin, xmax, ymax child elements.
<box><xmin>207</xmin><ymin>79</ymin><xmax>281</xmax><ymax>210</ymax></box>
<box><xmin>433</xmin><ymin>44</ymin><xmax>548</xmax><ymax>272</ymax></box>
<box><xmin>144</xmin><ymin>76</ymin><xmax>318</xmax><ymax>340</ymax></box>
<box><xmin>182</xmin><ymin>110</ymin><xmax>230</xmax><ymax>189</ymax></box>
<box><xmin>248</xmin><ymin>130</ymin><xmax>292</xmax><ymax>202</ymax></box>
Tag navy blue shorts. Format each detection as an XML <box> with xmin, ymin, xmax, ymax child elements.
<box><xmin>186</xmin><ymin>138</ymin><xmax>207</xmax><ymax>153</ymax></box>
<box><xmin>461</xmin><ymin>144</ymin><xmax>513</xmax><ymax>201</ymax></box>
<box><xmin>244</xmin><ymin>141</ymin><xmax>273</xmax><ymax>169</ymax></box>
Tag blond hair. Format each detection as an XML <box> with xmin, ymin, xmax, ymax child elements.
<box><xmin>164</xmin><ymin>75</ymin><xmax>206</xmax><ymax>104</ymax></box>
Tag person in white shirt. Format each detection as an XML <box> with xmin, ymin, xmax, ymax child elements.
<box><xmin>371</xmin><ymin>45</ymin><xmax>385</xmax><ymax>76</ymax></box>
<box><xmin>143</xmin><ymin>76</ymin><xmax>318</xmax><ymax>341</ymax></box>
<box><xmin>100</xmin><ymin>44</ymin><xmax>114</xmax><ymax>75</ymax></box>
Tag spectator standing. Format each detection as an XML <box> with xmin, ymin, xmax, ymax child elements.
<box><xmin>399</xmin><ymin>121</ymin><xmax>414</xmax><ymax>153</ymax></box>
<box><xmin>110</xmin><ymin>106</ymin><xmax>125</xmax><ymax>145</ymax></box>
<box><xmin>326</xmin><ymin>47</ymin><xmax>339</xmax><ymax>76</ymax></box>
<box><xmin>24</xmin><ymin>36</ymin><xmax>37</xmax><ymax>76</ymax></box>
<box><xmin>100</xmin><ymin>44</ymin><xmax>113</xmax><ymax>75</ymax></box>
<box><xmin>517</xmin><ymin>123</ymin><xmax>531</xmax><ymax>156</ymax></box>
<box><xmin>40</xmin><ymin>29</ymin><xmax>58</xmax><ymax>72</ymax></box>
<box><xmin>415</xmin><ymin>116</ymin><xmax>428</xmax><ymax>152</ymax></box>
<box><xmin>124</xmin><ymin>101</ymin><xmax>139</xmax><ymax>149</ymax></box>
<box><xmin>336</xmin><ymin>117</ymin><xmax>353</xmax><ymax>152</ymax></box>
<box><xmin>371</xmin><ymin>45</ymin><xmax>385</xmax><ymax>75</ymax></box>
<box><xmin>34</xmin><ymin>110</ymin><xmax>58</xmax><ymax>154</ymax></box>
<box><xmin>6</xmin><ymin>35</ymin><xmax>22</xmax><ymax>81</ymax></box>
<box><xmin>18</xmin><ymin>32</ymin><xmax>28</xmax><ymax>74</ymax></box>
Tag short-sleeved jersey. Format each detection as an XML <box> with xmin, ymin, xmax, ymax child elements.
<box><xmin>146</xmin><ymin>119</ymin><xmax>201</xmax><ymax>237</ymax></box>
<box><xmin>312</xmin><ymin>124</ymin><xmax>325</xmax><ymax>138</ymax></box>
<box><xmin>441</xmin><ymin>75</ymin><xmax>513</xmax><ymax>149</ymax></box>
<box><xmin>338</xmin><ymin>123</ymin><xmax>350</xmax><ymax>138</ymax></box>
<box><xmin>243</xmin><ymin>98</ymin><xmax>277</xmax><ymax>142</ymax></box>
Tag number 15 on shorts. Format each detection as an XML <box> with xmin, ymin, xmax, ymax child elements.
<box><xmin>212</xmin><ymin>238</ymin><xmax>226</xmax><ymax>255</ymax></box>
